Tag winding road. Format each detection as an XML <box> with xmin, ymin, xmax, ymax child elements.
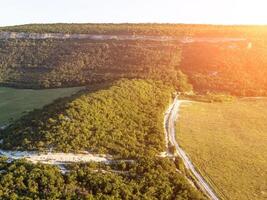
<box><xmin>164</xmin><ymin>96</ymin><xmax>220</xmax><ymax>200</ymax></box>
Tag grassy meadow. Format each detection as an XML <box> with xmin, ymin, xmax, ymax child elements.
<box><xmin>176</xmin><ymin>98</ymin><xmax>267</xmax><ymax>200</ymax></box>
<box><xmin>0</xmin><ymin>86</ymin><xmax>83</xmax><ymax>126</ymax></box>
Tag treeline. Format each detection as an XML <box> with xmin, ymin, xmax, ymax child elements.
<box><xmin>1</xmin><ymin>23</ymin><xmax>267</xmax><ymax>37</ymax></box>
<box><xmin>0</xmin><ymin>39</ymin><xmax>186</xmax><ymax>90</ymax></box>
<box><xmin>0</xmin><ymin>156</ymin><xmax>205</xmax><ymax>200</ymax></box>
<box><xmin>0</xmin><ymin>79</ymin><xmax>175</xmax><ymax>158</ymax></box>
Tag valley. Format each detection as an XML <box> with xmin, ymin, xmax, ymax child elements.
<box><xmin>0</xmin><ymin>23</ymin><xmax>266</xmax><ymax>199</ymax></box>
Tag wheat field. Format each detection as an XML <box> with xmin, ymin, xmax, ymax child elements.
<box><xmin>177</xmin><ymin>98</ymin><xmax>267</xmax><ymax>200</ymax></box>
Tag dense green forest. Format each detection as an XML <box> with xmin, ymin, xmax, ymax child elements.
<box><xmin>1</xmin><ymin>24</ymin><xmax>267</xmax><ymax>95</ymax></box>
<box><xmin>0</xmin><ymin>39</ymin><xmax>183</xmax><ymax>90</ymax></box>
<box><xmin>0</xmin><ymin>156</ymin><xmax>205</xmax><ymax>200</ymax></box>
<box><xmin>0</xmin><ymin>77</ymin><xmax>203</xmax><ymax>199</ymax></box>
<box><xmin>0</xmin><ymin>79</ymin><xmax>175</xmax><ymax>158</ymax></box>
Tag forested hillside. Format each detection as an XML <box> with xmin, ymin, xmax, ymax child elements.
<box><xmin>0</xmin><ymin>79</ymin><xmax>174</xmax><ymax>158</ymax></box>
<box><xmin>0</xmin><ymin>79</ymin><xmax>206</xmax><ymax>199</ymax></box>
<box><xmin>0</xmin><ymin>157</ymin><xmax>204</xmax><ymax>199</ymax></box>
<box><xmin>1</xmin><ymin>24</ymin><xmax>267</xmax><ymax>95</ymax></box>
<box><xmin>0</xmin><ymin>39</ymin><xmax>183</xmax><ymax>89</ymax></box>
<box><xmin>180</xmin><ymin>40</ymin><xmax>267</xmax><ymax>96</ymax></box>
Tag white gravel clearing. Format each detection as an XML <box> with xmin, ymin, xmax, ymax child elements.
<box><xmin>0</xmin><ymin>150</ymin><xmax>110</xmax><ymax>164</ymax></box>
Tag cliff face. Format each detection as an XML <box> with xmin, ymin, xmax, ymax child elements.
<box><xmin>0</xmin><ymin>32</ymin><xmax>247</xmax><ymax>43</ymax></box>
<box><xmin>0</xmin><ymin>32</ymin><xmax>173</xmax><ymax>41</ymax></box>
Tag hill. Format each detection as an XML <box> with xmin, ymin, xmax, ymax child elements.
<box><xmin>0</xmin><ymin>39</ymin><xmax>182</xmax><ymax>89</ymax></box>
<box><xmin>180</xmin><ymin>40</ymin><xmax>267</xmax><ymax>96</ymax></box>
<box><xmin>1</xmin><ymin>24</ymin><xmax>267</xmax><ymax>96</ymax></box>
<box><xmin>0</xmin><ymin>79</ymin><xmax>174</xmax><ymax>158</ymax></box>
<box><xmin>0</xmin><ymin>79</ymin><xmax>207</xmax><ymax>199</ymax></box>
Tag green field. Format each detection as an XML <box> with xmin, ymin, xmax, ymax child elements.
<box><xmin>0</xmin><ymin>86</ymin><xmax>84</xmax><ymax>126</ymax></box>
<box><xmin>177</xmin><ymin>98</ymin><xmax>267</xmax><ymax>200</ymax></box>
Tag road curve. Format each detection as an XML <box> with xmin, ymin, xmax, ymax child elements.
<box><xmin>164</xmin><ymin>96</ymin><xmax>220</xmax><ymax>200</ymax></box>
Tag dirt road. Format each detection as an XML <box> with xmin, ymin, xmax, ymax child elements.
<box><xmin>164</xmin><ymin>97</ymin><xmax>220</xmax><ymax>200</ymax></box>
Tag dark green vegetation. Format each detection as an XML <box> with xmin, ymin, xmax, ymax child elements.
<box><xmin>0</xmin><ymin>80</ymin><xmax>174</xmax><ymax>158</ymax></box>
<box><xmin>0</xmin><ymin>156</ymin><xmax>205</xmax><ymax>200</ymax></box>
<box><xmin>1</xmin><ymin>24</ymin><xmax>267</xmax><ymax>95</ymax></box>
<box><xmin>0</xmin><ymin>86</ymin><xmax>83</xmax><ymax>126</ymax></box>
<box><xmin>0</xmin><ymin>39</ymin><xmax>183</xmax><ymax>90</ymax></box>
<box><xmin>0</xmin><ymin>78</ymin><xmax>204</xmax><ymax>199</ymax></box>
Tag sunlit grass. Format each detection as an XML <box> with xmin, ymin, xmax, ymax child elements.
<box><xmin>0</xmin><ymin>87</ymin><xmax>84</xmax><ymax>126</ymax></box>
<box><xmin>176</xmin><ymin>98</ymin><xmax>267</xmax><ymax>200</ymax></box>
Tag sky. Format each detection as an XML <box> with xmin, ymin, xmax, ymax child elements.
<box><xmin>1</xmin><ymin>0</ymin><xmax>267</xmax><ymax>26</ymax></box>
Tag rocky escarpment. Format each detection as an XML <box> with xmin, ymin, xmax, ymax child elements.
<box><xmin>0</xmin><ymin>31</ymin><xmax>247</xmax><ymax>43</ymax></box>
<box><xmin>0</xmin><ymin>31</ymin><xmax>173</xmax><ymax>41</ymax></box>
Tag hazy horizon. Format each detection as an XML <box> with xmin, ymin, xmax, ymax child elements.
<box><xmin>1</xmin><ymin>0</ymin><xmax>267</xmax><ymax>27</ymax></box>
<box><xmin>2</xmin><ymin>22</ymin><xmax>267</xmax><ymax>28</ymax></box>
